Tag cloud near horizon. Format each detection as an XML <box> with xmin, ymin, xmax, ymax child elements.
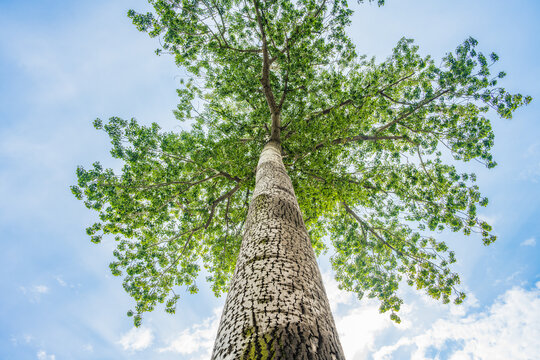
<box><xmin>373</xmin><ymin>282</ymin><xmax>540</xmax><ymax>360</ymax></box>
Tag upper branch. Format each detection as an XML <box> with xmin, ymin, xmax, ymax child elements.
<box><xmin>202</xmin><ymin>0</ymin><xmax>262</xmax><ymax>54</ymax></box>
<box><xmin>269</xmin><ymin>0</ymin><xmax>328</xmax><ymax>64</ymax></box>
<box><xmin>253</xmin><ymin>0</ymin><xmax>280</xmax><ymax>141</ymax></box>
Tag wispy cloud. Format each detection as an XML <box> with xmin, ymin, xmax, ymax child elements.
<box><xmin>10</xmin><ymin>333</ymin><xmax>34</xmax><ymax>346</ymax></box>
<box><xmin>20</xmin><ymin>284</ymin><xmax>49</xmax><ymax>302</ymax></box>
<box><xmin>494</xmin><ymin>270</ymin><xmax>526</xmax><ymax>286</ymax></box>
<box><xmin>34</xmin><ymin>285</ymin><xmax>48</xmax><ymax>293</ymax></box>
<box><xmin>477</xmin><ymin>214</ymin><xmax>497</xmax><ymax>226</ymax></box>
<box><xmin>118</xmin><ymin>326</ymin><xmax>154</xmax><ymax>352</ymax></box>
<box><xmin>55</xmin><ymin>276</ymin><xmax>67</xmax><ymax>287</ymax></box>
<box><xmin>521</xmin><ymin>237</ymin><xmax>536</xmax><ymax>247</ymax></box>
<box><xmin>36</xmin><ymin>350</ymin><xmax>56</xmax><ymax>360</ymax></box>
<box><xmin>519</xmin><ymin>162</ymin><xmax>540</xmax><ymax>183</ymax></box>
<box><xmin>525</xmin><ymin>143</ymin><xmax>540</xmax><ymax>158</ymax></box>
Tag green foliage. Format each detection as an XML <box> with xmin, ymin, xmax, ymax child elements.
<box><xmin>73</xmin><ymin>0</ymin><xmax>530</xmax><ymax>325</ymax></box>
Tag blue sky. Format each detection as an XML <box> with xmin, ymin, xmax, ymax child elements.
<box><xmin>1</xmin><ymin>0</ymin><xmax>539</xmax><ymax>359</ymax></box>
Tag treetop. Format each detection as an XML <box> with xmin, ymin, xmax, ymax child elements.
<box><xmin>72</xmin><ymin>0</ymin><xmax>530</xmax><ymax>325</ymax></box>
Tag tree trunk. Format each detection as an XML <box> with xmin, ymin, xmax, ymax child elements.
<box><xmin>211</xmin><ymin>141</ymin><xmax>345</xmax><ymax>360</ymax></box>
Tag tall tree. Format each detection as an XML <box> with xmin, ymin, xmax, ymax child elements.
<box><xmin>72</xmin><ymin>0</ymin><xmax>530</xmax><ymax>357</ymax></box>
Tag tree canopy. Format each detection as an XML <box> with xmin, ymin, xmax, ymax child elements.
<box><xmin>72</xmin><ymin>0</ymin><xmax>531</xmax><ymax>326</ymax></box>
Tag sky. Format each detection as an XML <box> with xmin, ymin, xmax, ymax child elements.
<box><xmin>0</xmin><ymin>0</ymin><xmax>539</xmax><ymax>359</ymax></box>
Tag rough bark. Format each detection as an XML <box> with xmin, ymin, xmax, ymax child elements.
<box><xmin>211</xmin><ymin>141</ymin><xmax>345</xmax><ymax>360</ymax></box>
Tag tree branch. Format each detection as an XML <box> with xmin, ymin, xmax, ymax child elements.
<box><xmin>203</xmin><ymin>0</ymin><xmax>262</xmax><ymax>54</ymax></box>
<box><xmin>277</xmin><ymin>50</ymin><xmax>290</xmax><ymax>113</ymax></box>
<box><xmin>269</xmin><ymin>0</ymin><xmax>328</xmax><ymax>64</ymax></box>
<box><xmin>378</xmin><ymin>91</ymin><xmax>414</xmax><ymax>106</ymax></box>
<box><xmin>342</xmin><ymin>202</ymin><xmax>404</xmax><ymax>256</ymax></box>
<box><xmin>205</xmin><ymin>182</ymin><xmax>243</xmax><ymax>229</ymax></box>
<box><xmin>312</xmin><ymin>134</ymin><xmax>410</xmax><ymax>152</ymax></box>
<box><xmin>253</xmin><ymin>0</ymin><xmax>280</xmax><ymax>141</ymax></box>
<box><xmin>306</xmin><ymin>99</ymin><xmax>354</xmax><ymax>124</ymax></box>
<box><xmin>379</xmin><ymin>72</ymin><xmax>415</xmax><ymax>92</ymax></box>
<box><xmin>375</xmin><ymin>89</ymin><xmax>451</xmax><ymax>133</ymax></box>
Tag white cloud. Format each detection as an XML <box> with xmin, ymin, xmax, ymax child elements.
<box><xmin>20</xmin><ymin>285</ymin><xmax>49</xmax><ymax>302</ymax></box>
<box><xmin>55</xmin><ymin>276</ymin><xmax>67</xmax><ymax>287</ymax></box>
<box><xmin>118</xmin><ymin>326</ymin><xmax>154</xmax><ymax>351</ymax></box>
<box><xmin>521</xmin><ymin>237</ymin><xmax>536</xmax><ymax>247</ymax></box>
<box><xmin>36</xmin><ymin>350</ymin><xmax>55</xmax><ymax>360</ymax></box>
<box><xmin>373</xmin><ymin>282</ymin><xmax>540</xmax><ymax>360</ymax></box>
<box><xmin>34</xmin><ymin>285</ymin><xmax>49</xmax><ymax>294</ymax></box>
<box><xmin>158</xmin><ymin>307</ymin><xmax>222</xmax><ymax>359</ymax></box>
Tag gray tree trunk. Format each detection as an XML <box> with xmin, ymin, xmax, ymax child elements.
<box><xmin>211</xmin><ymin>141</ymin><xmax>345</xmax><ymax>359</ymax></box>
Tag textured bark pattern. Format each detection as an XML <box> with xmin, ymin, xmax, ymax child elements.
<box><xmin>211</xmin><ymin>141</ymin><xmax>345</xmax><ymax>360</ymax></box>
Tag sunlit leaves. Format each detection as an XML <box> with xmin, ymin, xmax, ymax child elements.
<box><xmin>73</xmin><ymin>0</ymin><xmax>530</xmax><ymax>325</ymax></box>
<box><xmin>72</xmin><ymin>115</ymin><xmax>258</xmax><ymax>325</ymax></box>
